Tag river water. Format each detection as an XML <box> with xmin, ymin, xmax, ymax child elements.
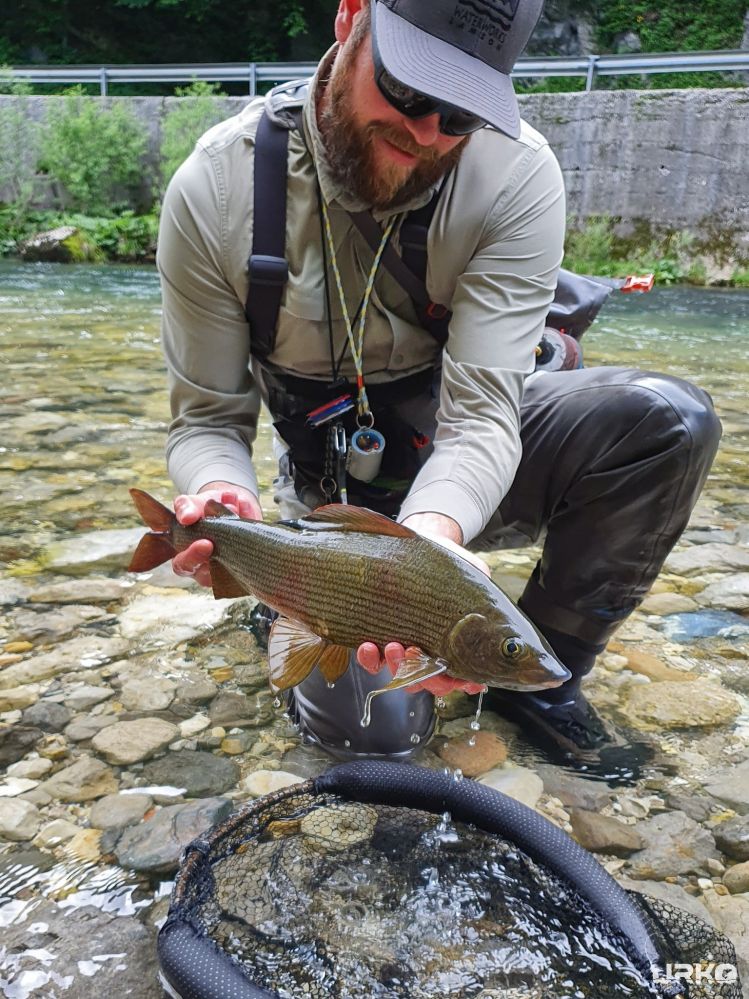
<box><xmin>1</xmin><ymin>262</ymin><xmax>748</xmax><ymax>998</ymax></box>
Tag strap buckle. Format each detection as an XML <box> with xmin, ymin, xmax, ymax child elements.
<box><xmin>249</xmin><ymin>254</ymin><xmax>289</xmax><ymax>286</ymax></box>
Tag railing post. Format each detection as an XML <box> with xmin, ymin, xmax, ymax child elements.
<box><xmin>99</xmin><ymin>67</ymin><xmax>108</xmax><ymax>96</ymax></box>
<box><xmin>249</xmin><ymin>62</ymin><xmax>257</xmax><ymax>96</ymax></box>
<box><xmin>585</xmin><ymin>55</ymin><xmax>598</xmax><ymax>91</ymax></box>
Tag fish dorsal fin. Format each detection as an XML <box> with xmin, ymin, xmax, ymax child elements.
<box><xmin>268</xmin><ymin>616</ymin><xmax>351</xmax><ymax>691</ymax></box>
<box><xmin>203</xmin><ymin>499</ymin><xmax>240</xmax><ymax>519</ymax></box>
<box><xmin>209</xmin><ymin>559</ymin><xmax>249</xmax><ymax>599</ymax></box>
<box><xmin>299</xmin><ymin>505</ymin><xmax>416</xmax><ymax>538</ymax></box>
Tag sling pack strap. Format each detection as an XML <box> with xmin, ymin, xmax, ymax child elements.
<box><xmin>245</xmin><ymin>107</ymin><xmax>450</xmax><ymax>362</ymax></box>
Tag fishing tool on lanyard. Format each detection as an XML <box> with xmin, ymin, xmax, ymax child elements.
<box><xmin>319</xmin><ymin>198</ymin><xmax>396</xmax><ymax>494</ymax></box>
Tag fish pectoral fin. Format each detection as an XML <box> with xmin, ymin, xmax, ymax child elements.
<box><xmin>298</xmin><ymin>505</ymin><xmax>417</xmax><ymax>538</ymax></box>
<box><xmin>209</xmin><ymin>560</ymin><xmax>249</xmax><ymax>599</ymax></box>
<box><xmin>360</xmin><ymin>656</ymin><xmax>448</xmax><ymax>728</ymax></box>
<box><xmin>268</xmin><ymin>616</ymin><xmax>345</xmax><ymax>691</ymax></box>
<box><xmin>317</xmin><ymin>643</ymin><xmax>352</xmax><ymax>684</ymax></box>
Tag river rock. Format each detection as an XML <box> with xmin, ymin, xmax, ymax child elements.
<box><xmin>0</xmin><ymin>798</ymin><xmax>42</xmax><ymax>841</ymax></box>
<box><xmin>90</xmin><ymin>792</ymin><xmax>153</xmax><ymax>830</ymax></box>
<box><xmin>723</xmin><ymin>861</ymin><xmax>749</xmax><ymax>894</ymax></box>
<box><xmin>64</xmin><ymin>713</ymin><xmax>119</xmax><ymax>743</ymax></box>
<box><xmin>665</xmin><ymin>792</ymin><xmax>716</xmax><ymax>823</ymax></box>
<box><xmin>175</xmin><ymin>676</ymin><xmax>218</xmax><ymax>705</ymax></box>
<box><xmin>665</xmin><ymin>543</ymin><xmax>749</xmax><ymax>576</ymax></box>
<box><xmin>0</xmin><ymin>635</ymin><xmax>130</xmax><ymax>690</ymax></box>
<box><xmin>43</xmin><ymin>526</ymin><xmax>147</xmax><ymax>575</ymax></box>
<box><xmin>569</xmin><ymin>808</ymin><xmax>644</xmax><ymax>857</ymax></box>
<box><xmin>120</xmin><ymin>676</ymin><xmax>176</xmax><ymax>713</ymax></box>
<box><xmin>7</xmin><ymin>604</ymin><xmax>109</xmax><ymax>645</ymax></box>
<box><xmin>616</xmin><ymin>875</ymin><xmax>714</xmax><ymax>925</ymax></box>
<box><xmin>0</xmin><ymin>578</ymin><xmax>30</xmax><ymax>606</ymax></box>
<box><xmin>242</xmin><ymin>769</ymin><xmax>305</xmax><ymax>797</ymax></box>
<box><xmin>92</xmin><ymin>718</ymin><xmax>178</xmax><ymax>765</ymax></box>
<box><xmin>624</xmin><ymin>678</ymin><xmax>741</xmax><ymax>730</ymax></box>
<box><xmin>700</xmin><ymin>890</ymin><xmax>749</xmax><ymax>989</ymax></box>
<box><xmin>535</xmin><ymin>764</ymin><xmax>613</xmax><ymax>812</ymax></box>
<box><xmin>117</xmin><ymin>588</ymin><xmax>236</xmax><ymax>646</ymax></box>
<box><xmin>33</xmin><ymin>817</ymin><xmax>81</xmax><ymax>849</ymax></box>
<box><xmin>115</xmin><ymin>796</ymin><xmax>232</xmax><ymax>873</ymax></box>
<box><xmin>479</xmin><ymin>766</ymin><xmax>544</xmax><ymax>809</ymax></box>
<box><xmin>437</xmin><ymin>731</ymin><xmax>508</xmax><ymax>777</ymax></box>
<box><xmin>621</xmin><ymin>649</ymin><xmax>696</xmax><ymax>683</ymax></box>
<box><xmin>704</xmin><ymin>760</ymin><xmax>749</xmax><ymax>814</ymax></box>
<box><xmin>697</xmin><ymin>573</ymin><xmax>749</xmax><ymax>611</ymax></box>
<box><xmin>0</xmin><ymin>898</ymin><xmax>163</xmax><ymax>998</ymax></box>
<box><xmin>0</xmin><ymin>777</ymin><xmax>39</xmax><ymax>797</ymax></box>
<box><xmin>140</xmin><ymin>749</ymin><xmax>239</xmax><ymax>796</ymax></box>
<box><xmin>639</xmin><ymin>591</ymin><xmax>699</xmax><ymax>616</ymax></box>
<box><xmin>41</xmin><ymin>755</ymin><xmax>118</xmax><ymax>802</ymax></box>
<box><xmin>0</xmin><ymin>684</ymin><xmax>41</xmax><ymax>712</ymax></box>
<box><xmin>208</xmin><ymin>690</ymin><xmax>253</xmax><ymax>726</ymax></box>
<box><xmin>179</xmin><ymin>713</ymin><xmax>211</xmax><ymax>738</ymax></box>
<box><xmin>28</xmin><ymin>576</ymin><xmax>130</xmax><ymax>604</ymax></box>
<box><xmin>7</xmin><ymin>756</ymin><xmax>53</xmax><ymax>780</ymax></box>
<box><xmin>19</xmin><ymin>225</ymin><xmax>80</xmax><ymax>262</ymax></box>
<box><xmin>0</xmin><ymin>725</ymin><xmax>43</xmax><ymax>766</ymax></box>
<box><xmin>62</xmin><ymin>684</ymin><xmax>114</xmax><ymax>711</ymax></box>
<box><xmin>626</xmin><ymin>811</ymin><xmax>718</xmax><ymax>880</ymax></box>
<box><xmin>22</xmin><ymin>700</ymin><xmax>71</xmax><ymax>733</ymax></box>
<box><xmin>712</xmin><ymin>816</ymin><xmax>749</xmax><ymax>861</ymax></box>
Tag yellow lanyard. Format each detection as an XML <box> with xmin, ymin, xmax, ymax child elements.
<box><xmin>321</xmin><ymin>199</ymin><xmax>396</xmax><ymax>426</ymax></box>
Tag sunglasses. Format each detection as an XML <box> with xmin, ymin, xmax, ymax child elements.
<box><xmin>372</xmin><ymin>38</ymin><xmax>485</xmax><ymax>137</ymax></box>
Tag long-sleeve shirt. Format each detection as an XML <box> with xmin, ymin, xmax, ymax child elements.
<box><xmin>158</xmin><ymin>47</ymin><xmax>566</xmax><ymax>544</ymax></box>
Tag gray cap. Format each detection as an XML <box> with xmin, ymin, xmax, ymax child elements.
<box><xmin>372</xmin><ymin>0</ymin><xmax>544</xmax><ymax>139</ymax></box>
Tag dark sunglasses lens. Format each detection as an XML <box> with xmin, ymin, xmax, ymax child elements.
<box><xmin>439</xmin><ymin>109</ymin><xmax>485</xmax><ymax>136</ymax></box>
<box><xmin>379</xmin><ymin>68</ymin><xmax>437</xmax><ymax>117</ymax></box>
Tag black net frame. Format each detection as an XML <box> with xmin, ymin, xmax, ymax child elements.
<box><xmin>158</xmin><ymin>762</ymin><xmax>741</xmax><ymax>999</ymax></box>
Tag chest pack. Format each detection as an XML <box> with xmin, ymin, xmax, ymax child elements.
<box><xmin>244</xmin><ymin>80</ymin><xmax>618</xmax><ymax>370</ymax></box>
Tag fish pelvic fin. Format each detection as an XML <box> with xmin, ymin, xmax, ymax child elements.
<box><xmin>130</xmin><ymin>488</ymin><xmax>174</xmax><ymax>533</ymax></box>
<box><xmin>268</xmin><ymin>616</ymin><xmax>351</xmax><ymax>691</ymax></box>
<box><xmin>128</xmin><ymin>532</ymin><xmax>176</xmax><ymax>572</ymax></box>
<box><xmin>209</xmin><ymin>560</ymin><xmax>249</xmax><ymax>599</ymax></box>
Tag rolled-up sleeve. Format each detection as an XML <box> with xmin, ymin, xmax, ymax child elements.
<box><xmin>397</xmin><ymin>141</ymin><xmax>566</xmax><ymax>542</ymax></box>
<box><xmin>158</xmin><ymin>144</ymin><xmax>261</xmax><ymax>497</ymax></box>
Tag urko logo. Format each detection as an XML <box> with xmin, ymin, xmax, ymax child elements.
<box><xmin>654</xmin><ymin>962</ymin><xmax>738</xmax><ymax>985</ymax></box>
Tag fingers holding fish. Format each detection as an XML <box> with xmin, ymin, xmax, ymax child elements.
<box><xmin>174</xmin><ymin>484</ymin><xmax>263</xmax><ymax>525</ymax></box>
<box><xmin>172</xmin><ymin>538</ymin><xmax>214</xmax><ymax>587</ymax></box>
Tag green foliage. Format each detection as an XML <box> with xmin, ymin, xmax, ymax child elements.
<box><xmin>38</xmin><ymin>87</ymin><xmax>149</xmax><ymax>215</ymax></box>
<box><xmin>0</xmin><ymin>207</ymin><xmax>159</xmax><ymax>260</ymax></box>
<box><xmin>732</xmin><ymin>269</ymin><xmax>749</xmax><ymax>288</ymax></box>
<box><xmin>0</xmin><ymin>70</ymin><xmax>41</xmax><ymax>223</ymax></box>
<box><xmin>159</xmin><ymin>81</ymin><xmax>228</xmax><ymax>195</ymax></box>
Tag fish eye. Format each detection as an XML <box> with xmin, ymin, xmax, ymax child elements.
<box><xmin>501</xmin><ymin>637</ymin><xmax>525</xmax><ymax>659</ymax></box>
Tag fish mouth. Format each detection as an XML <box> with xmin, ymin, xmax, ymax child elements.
<box><xmin>493</xmin><ymin>657</ymin><xmax>572</xmax><ymax>692</ymax></box>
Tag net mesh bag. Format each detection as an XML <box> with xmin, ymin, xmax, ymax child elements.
<box><xmin>158</xmin><ymin>763</ymin><xmax>742</xmax><ymax>999</ymax></box>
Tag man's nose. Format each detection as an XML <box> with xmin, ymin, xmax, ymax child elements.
<box><xmin>401</xmin><ymin>111</ymin><xmax>441</xmax><ymax>146</ymax></box>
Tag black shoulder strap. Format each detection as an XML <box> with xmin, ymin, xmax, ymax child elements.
<box><xmin>245</xmin><ymin>109</ymin><xmax>290</xmax><ymax>363</ymax></box>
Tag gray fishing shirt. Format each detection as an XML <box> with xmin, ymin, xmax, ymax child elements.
<box><xmin>158</xmin><ymin>47</ymin><xmax>566</xmax><ymax>543</ymax></box>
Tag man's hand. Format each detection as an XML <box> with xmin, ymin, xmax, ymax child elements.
<box><xmin>172</xmin><ymin>482</ymin><xmax>262</xmax><ymax>588</ymax></box>
<box><xmin>356</xmin><ymin>512</ymin><xmax>490</xmax><ymax>696</ymax></box>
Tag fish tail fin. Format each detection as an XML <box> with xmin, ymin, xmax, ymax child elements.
<box><xmin>128</xmin><ymin>532</ymin><xmax>176</xmax><ymax>572</ymax></box>
<box><xmin>129</xmin><ymin>488</ymin><xmax>174</xmax><ymax>532</ymax></box>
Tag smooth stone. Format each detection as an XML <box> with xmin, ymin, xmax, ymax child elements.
<box><xmin>139</xmin><ymin>750</ymin><xmax>239</xmax><ymax>797</ymax></box>
<box><xmin>90</xmin><ymin>793</ymin><xmax>153</xmax><ymax>831</ymax></box>
<box><xmin>0</xmin><ymin>635</ymin><xmax>130</xmax><ymax>690</ymax></box>
<box><xmin>665</xmin><ymin>792</ymin><xmax>716</xmax><ymax>823</ymax></box>
<box><xmin>115</xmin><ymin>797</ymin><xmax>232</xmax><ymax>873</ymax></box>
<box><xmin>661</xmin><ymin>609</ymin><xmax>749</xmax><ymax>642</ymax></box>
<box><xmin>43</xmin><ymin>526</ymin><xmax>147</xmax><ymax>575</ymax></box>
<box><xmin>534</xmin><ymin>765</ymin><xmax>613</xmax><ymax>812</ymax></box>
<box><xmin>0</xmin><ymin>685</ymin><xmax>41</xmax><ymax>712</ymax></box>
<box><xmin>639</xmin><ymin>591</ymin><xmax>699</xmax><ymax>616</ymax></box>
<box><xmin>624</xmin><ymin>678</ymin><xmax>741</xmax><ymax>730</ymax></box>
<box><xmin>0</xmin><ymin>579</ymin><xmax>30</xmax><ymax>606</ymax></box>
<box><xmin>437</xmin><ymin>731</ymin><xmax>508</xmax><ymax>777</ymax></box>
<box><xmin>120</xmin><ymin>676</ymin><xmax>177</xmax><ymax>713</ymax></box>
<box><xmin>62</xmin><ymin>684</ymin><xmax>114</xmax><ymax>712</ymax></box>
<box><xmin>7</xmin><ymin>756</ymin><xmax>53</xmax><ymax>780</ymax></box>
<box><xmin>699</xmin><ymin>890</ymin><xmax>749</xmax><ymax>988</ymax></box>
<box><xmin>66</xmin><ymin>828</ymin><xmax>102</xmax><ymax>863</ymax></box>
<box><xmin>723</xmin><ymin>861</ymin><xmax>749</xmax><ymax>894</ymax></box>
<box><xmin>92</xmin><ymin>718</ymin><xmax>179</xmax><ymax>765</ymax></box>
<box><xmin>569</xmin><ymin>808</ymin><xmax>644</xmax><ymax>857</ymax></box>
<box><xmin>705</xmin><ymin>760</ymin><xmax>749</xmax><ymax>815</ymax></box>
<box><xmin>0</xmin><ymin>778</ymin><xmax>39</xmax><ymax>797</ymax></box>
<box><xmin>37</xmin><ymin>733</ymin><xmax>69</xmax><ymax>761</ymax></box>
<box><xmin>626</xmin><ymin>811</ymin><xmax>718</xmax><ymax>880</ymax></box>
<box><xmin>28</xmin><ymin>577</ymin><xmax>130</xmax><ymax>604</ymax></box>
<box><xmin>117</xmin><ymin>588</ymin><xmax>236</xmax><ymax>646</ymax></box>
<box><xmin>220</xmin><ymin>732</ymin><xmax>255</xmax><ymax>755</ymax></box>
<box><xmin>0</xmin><ymin>798</ymin><xmax>42</xmax><ymax>841</ymax></box>
<box><xmin>0</xmin><ymin>725</ymin><xmax>43</xmax><ymax>766</ymax></box>
<box><xmin>208</xmin><ymin>690</ymin><xmax>253</xmax><ymax>726</ymax></box>
<box><xmin>64</xmin><ymin>714</ymin><xmax>119</xmax><ymax>743</ymax></box>
<box><xmin>665</xmin><ymin>543</ymin><xmax>749</xmax><ymax>576</ymax></box>
<box><xmin>622</xmin><ymin>649</ymin><xmax>696</xmax><ymax>683</ymax></box>
<box><xmin>41</xmin><ymin>755</ymin><xmax>119</xmax><ymax>802</ymax></box>
<box><xmin>241</xmin><ymin>769</ymin><xmax>305</xmax><ymax>797</ymax></box>
<box><xmin>479</xmin><ymin>766</ymin><xmax>544</xmax><ymax>809</ymax></box>
<box><xmin>697</xmin><ymin>573</ymin><xmax>749</xmax><ymax>611</ymax></box>
<box><xmin>8</xmin><ymin>604</ymin><xmax>109</xmax><ymax>645</ymax></box>
<box><xmin>712</xmin><ymin>815</ymin><xmax>749</xmax><ymax>861</ymax></box>
<box><xmin>178</xmin><ymin>713</ymin><xmax>211</xmax><ymax>738</ymax></box>
<box><xmin>22</xmin><ymin>700</ymin><xmax>72</xmax><ymax>733</ymax></box>
<box><xmin>175</xmin><ymin>677</ymin><xmax>218</xmax><ymax>705</ymax></box>
<box><xmin>33</xmin><ymin>818</ymin><xmax>80</xmax><ymax>849</ymax></box>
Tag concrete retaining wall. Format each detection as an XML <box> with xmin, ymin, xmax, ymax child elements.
<box><xmin>2</xmin><ymin>89</ymin><xmax>748</xmax><ymax>253</ymax></box>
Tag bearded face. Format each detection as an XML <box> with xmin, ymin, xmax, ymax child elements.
<box><xmin>317</xmin><ymin>13</ymin><xmax>469</xmax><ymax>210</ymax></box>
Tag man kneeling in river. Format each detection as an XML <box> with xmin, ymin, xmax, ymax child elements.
<box><xmin>156</xmin><ymin>0</ymin><xmax>721</xmax><ymax>765</ymax></box>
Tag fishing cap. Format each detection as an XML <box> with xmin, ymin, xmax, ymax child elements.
<box><xmin>372</xmin><ymin>0</ymin><xmax>544</xmax><ymax>139</ymax></box>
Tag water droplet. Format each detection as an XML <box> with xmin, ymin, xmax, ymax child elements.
<box><xmin>409</xmin><ymin>710</ymin><xmax>415</xmax><ymax>718</ymax></box>
<box><xmin>453</xmin><ymin>768</ymin><xmax>464</xmax><ymax>782</ymax></box>
<box><xmin>468</xmin><ymin>736</ymin><xmax>476</xmax><ymax>747</ymax></box>
<box><xmin>469</xmin><ymin>720</ymin><xmax>480</xmax><ymax>731</ymax></box>
<box><xmin>344</xmin><ymin>739</ymin><xmax>351</xmax><ymax>748</ymax></box>
<box><xmin>272</xmin><ymin>697</ymin><xmax>281</xmax><ymax>709</ymax></box>
<box><xmin>435</xmin><ymin>697</ymin><xmax>446</xmax><ymax>710</ymax></box>
<box><xmin>410</xmin><ymin>733</ymin><xmax>421</xmax><ymax>745</ymax></box>
<box><xmin>327</xmin><ymin>682</ymin><xmax>336</xmax><ymax>689</ymax></box>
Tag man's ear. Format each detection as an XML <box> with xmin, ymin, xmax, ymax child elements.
<box><xmin>335</xmin><ymin>0</ymin><xmax>366</xmax><ymax>44</ymax></box>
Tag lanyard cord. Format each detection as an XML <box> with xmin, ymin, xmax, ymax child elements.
<box><xmin>315</xmin><ymin>181</ymin><xmax>338</xmax><ymax>381</ymax></box>
<box><xmin>321</xmin><ymin>197</ymin><xmax>396</xmax><ymax>423</ymax></box>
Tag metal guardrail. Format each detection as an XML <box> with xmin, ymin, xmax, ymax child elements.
<box><xmin>6</xmin><ymin>50</ymin><xmax>749</xmax><ymax>96</ymax></box>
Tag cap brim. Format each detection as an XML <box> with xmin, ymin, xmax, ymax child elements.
<box><xmin>374</xmin><ymin>3</ymin><xmax>520</xmax><ymax>139</ymax></box>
